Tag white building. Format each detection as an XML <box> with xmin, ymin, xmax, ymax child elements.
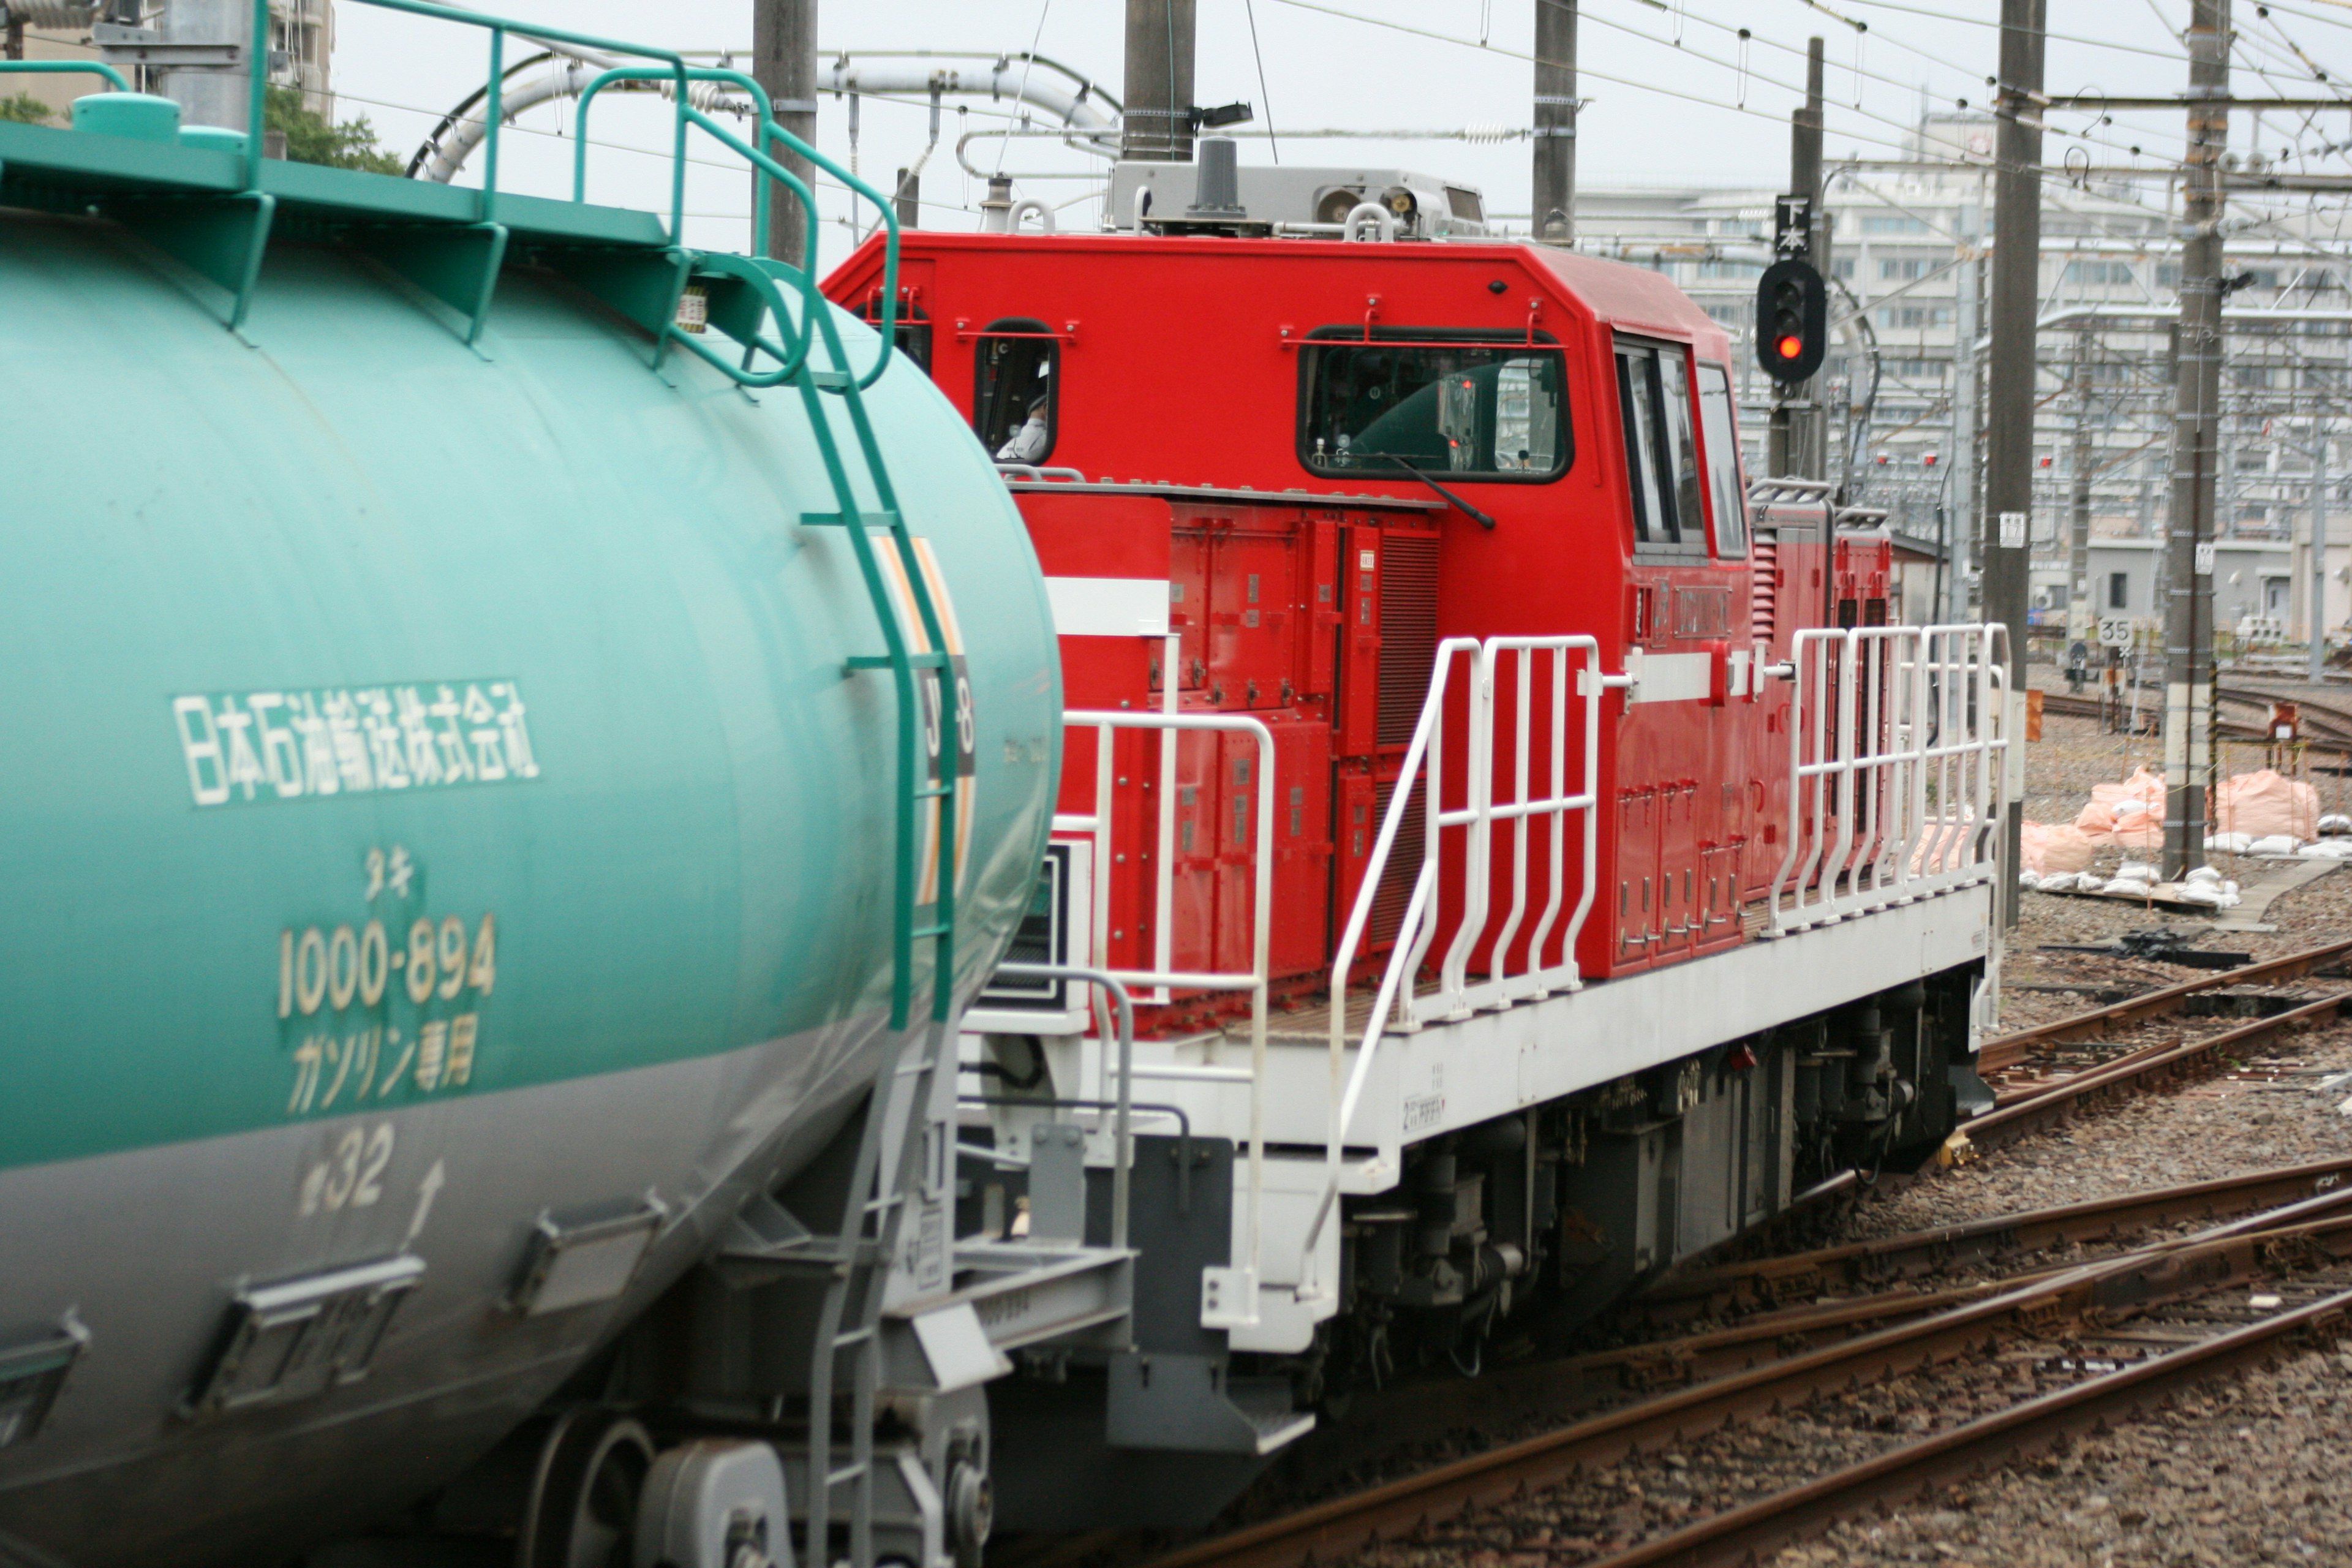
<box><xmin>1574</xmin><ymin>113</ymin><xmax>2352</xmax><ymax>643</ymax></box>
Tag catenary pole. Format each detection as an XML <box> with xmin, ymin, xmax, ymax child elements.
<box><xmin>2068</xmin><ymin>326</ymin><xmax>2095</xmax><ymax>650</ymax></box>
<box><xmin>1950</xmin><ymin>179</ymin><xmax>1984</xmax><ymax>621</ymax></box>
<box><xmin>162</xmin><ymin>0</ymin><xmax>251</xmax><ymax>131</ymax></box>
<box><xmin>2313</xmin><ymin>412</ymin><xmax>2332</xmax><ymax>682</ymax></box>
<box><xmin>752</xmin><ymin>0</ymin><xmax>818</xmax><ymax>267</ymax></box>
<box><xmin>1533</xmin><ymin>0</ymin><xmax>1576</xmax><ymax>243</ymax></box>
<box><xmin>1123</xmin><ymin>0</ymin><xmax>1196</xmax><ymax>163</ymax></box>
<box><xmin>1985</xmin><ymin>0</ymin><xmax>2043</xmax><ymax>925</ymax></box>
<box><xmin>2163</xmin><ymin>0</ymin><xmax>2229</xmax><ymax>878</ymax></box>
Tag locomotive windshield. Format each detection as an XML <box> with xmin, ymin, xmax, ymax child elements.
<box><xmin>1298</xmin><ymin>329</ymin><xmax>1569</xmax><ymax>481</ymax></box>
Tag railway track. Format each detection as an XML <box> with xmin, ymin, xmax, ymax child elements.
<box><xmin>1956</xmin><ymin>936</ymin><xmax>2352</xmax><ymax>1157</ymax></box>
<box><xmin>1981</xmin><ymin>935</ymin><xmax>2352</xmax><ymax>1070</ymax></box>
<box><xmin>1634</xmin><ymin>1153</ymin><xmax>2352</xmax><ymax>1329</ymax></box>
<box><xmin>1574</xmin><ymin>1268</ymin><xmax>2352</xmax><ymax>1568</ymax></box>
<box><xmin>1142</xmin><ymin>1182</ymin><xmax>2352</xmax><ymax>1568</ymax></box>
<box><xmin>2038</xmin><ymin>679</ymin><xmax>2352</xmax><ymax>753</ymax></box>
<box><xmin>1107</xmin><ymin>945</ymin><xmax>2352</xmax><ymax>1568</ymax></box>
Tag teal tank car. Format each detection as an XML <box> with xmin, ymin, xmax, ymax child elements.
<box><xmin>0</xmin><ymin>39</ymin><xmax>1058</xmax><ymax>1568</ymax></box>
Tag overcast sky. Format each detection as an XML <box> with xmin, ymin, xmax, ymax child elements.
<box><xmin>325</xmin><ymin>1</ymin><xmax>2326</xmax><ymax>266</ymax></box>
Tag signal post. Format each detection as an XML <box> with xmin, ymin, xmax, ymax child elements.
<box><xmin>1768</xmin><ymin>38</ymin><xmax>1828</xmax><ymax>480</ymax></box>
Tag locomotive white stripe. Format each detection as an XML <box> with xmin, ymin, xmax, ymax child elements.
<box><xmin>1627</xmin><ymin>650</ymin><xmax>1713</xmax><ymax>704</ymax></box>
<box><xmin>1043</xmin><ymin>576</ymin><xmax>1173</xmax><ymax>638</ymax></box>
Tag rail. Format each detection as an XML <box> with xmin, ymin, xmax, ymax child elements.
<box><xmin>1767</xmin><ymin>623</ymin><xmax>2008</xmax><ymax>933</ymax></box>
<box><xmin>1053</xmin><ymin>707</ymin><xmax>1275</xmax><ymax>1326</ymax></box>
<box><xmin>1150</xmin><ymin>1176</ymin><xmax>2352</xmax><ymax>1568</ymax></box>
<box><xmin>1302</xmin><ymin>635</ymin><xmax>1625</xmax><ymax>1263</ymax></box>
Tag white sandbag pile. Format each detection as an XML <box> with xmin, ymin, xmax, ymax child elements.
<box><xmin>2175</xmin><ymin>865</ymin><xmax>2242</xmax><ymax>907</ymax></box>
<box><xmin>2076</xmin><ymin>766</ymin><xmax>2168</xmax><ymax>852</ymax></box>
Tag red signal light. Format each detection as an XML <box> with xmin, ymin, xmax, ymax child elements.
<box><xmin>1775</xmin><ymin>334</ymin><xmax>1803</xmax><ymax>360</ymax></box>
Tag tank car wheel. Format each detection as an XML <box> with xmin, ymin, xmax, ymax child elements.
<box><xmin>518</xmin><ymin>1408</ymin><xmax>657</xmax><ymax>1568</ymax></box>
<box><xmin>945</xmin><ymin>1457</ymin><xmax>993</xmax><ymax>1568</ymax></box>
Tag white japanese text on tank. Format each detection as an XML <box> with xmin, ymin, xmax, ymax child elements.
<box><xmin>174</xmin><ymin>679</ymin><xmax>539</xmax><ymax>808</ymax></box>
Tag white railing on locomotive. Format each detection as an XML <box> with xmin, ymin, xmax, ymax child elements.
<box><xmin>1415</xmin><ymin>636</ymin><xmax>1619</xmax><ymax>1026</ymax></box>
<box><xmin>1051</xmin><ymin>705</ymin><xmax>1275</xmax><ymax>1329</ymax></box>
<box><xmin>1766</xmin><ymin>624</ymin><xmax>2008</xmax><ymax>932</ymax></box>
<box><xmin>1768</xmin><ymin>624</ymin><xmax>2006</xmax><ymax>925</ymax></box>
<box><xmin>1299</xmin><ymin>635</ymin><xmax>1629</xmax><ymax>1274</ymax></box>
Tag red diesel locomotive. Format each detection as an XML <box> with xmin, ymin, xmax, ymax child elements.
<box><xmin>830</xmin><ymin>224</ymin><xmax>1827</xmax><ymax>995</ymax></box>
<box><xmin>821</xmin><ymin>187</ymin><xmax>2002</xmax><ymax>1525</ymax></box>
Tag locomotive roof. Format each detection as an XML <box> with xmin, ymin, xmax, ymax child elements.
<box><xmin>834</xmin><ymin>229</ymin><xmax>1730</xmax><ymax>355</ymax></box>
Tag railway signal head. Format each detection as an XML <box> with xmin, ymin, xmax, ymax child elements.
<box><xmin>1755</xmin><ymin>258</ymin><xmax>1828</xmax><ymax>385</ymax></box>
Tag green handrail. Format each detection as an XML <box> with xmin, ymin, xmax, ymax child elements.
<box><xmin>670</xmin><ymin>107</ymin><xmax>830</xmax><ymax>388</ymax></box>
<box><xmin>663</xmin><ymin>249</ymin><xmax>820</xmax><ymax>389</ymax></box>
<box><xmin>759</xmin><ymin>120</ymin><xmax>901</xmax><ymax>392</ymax></box>
<box><xmin>0</xmin><ymin>60</ymin><xmax>134</xmax><ymax>93</ymax></box>
<box><xmin>574</xmin><ymin>65</ymin><xmax>778</xmax><ymax>256</ymax></box>
<box><xmin>330</xmin><ymin>0</ymin><xmax>693</xmax><ymax>232</ymax></box>
<box><xmin>571</xmin><ymin>61</ymin><xmax>903</xmax><ymax>391</ymax></box>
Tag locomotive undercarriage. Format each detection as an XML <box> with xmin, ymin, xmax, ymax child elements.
<box><xmin>1312</xmin><ymin>963</ymin><xmax>1979</xmax><ymax>1391</ymax></box>
<box><xmin>967</xmin><ymin>959</ymin><xmax>1985</xmax><ymax>1534</ymax></box>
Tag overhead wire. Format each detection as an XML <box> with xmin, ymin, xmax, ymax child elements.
<box><xmin>1242</xmin><ymin>0</ymin><xmax>1281</xmax><ymax>162</ymax></box>
<box><xmin>1591</xmin><ymin>0</ymin><xmax>2190</xmax><ymax>169</ymax></box>
<box><xmin>1266</xmin><ymin>0</ymin><xmax>1931</xmax><ymax>160</ymax></box>
<box><xmin>1823</xmin><ymin>0</ymin><xmax>2202</xmax><ymax>64</ymax></box>
<box><xmin>1578</xmin><ymin>0</ymin><xmax>1991</xmax><ymax>152</ymax></box>
<box><xmin>995</xmin><ymin>0</ymin><xmax>1057</xmax><ymax>176</ymax></box>
<box><xmin>1700</xmin><ymin>1</ymin><xmax>2188</xmax><ymax>168</ymax></box>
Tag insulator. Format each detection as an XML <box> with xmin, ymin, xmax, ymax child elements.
<box><xmin>3</xmin><ymin>1</ymin><xmax>100</xmax><ymax>27</ymax></box>
<box><xmin>1458</xmin><ymin>123</ymin><xmax>1515</xmax><ymax>144</ymax></box>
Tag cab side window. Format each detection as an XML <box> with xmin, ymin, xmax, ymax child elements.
<box><xmin>1614</xmin><ymin>339</ymin><xmax>1704</xmax><ymax>552</ymax></box>
<box><xmin>973</xmin><ymin>318</ymin><xmax>1058</xmax><ymax>464</ymax></box>
<box><xmin>1695</xmin><ymin>363</ymin><xmax>1749</xmax><ymax>556</ymax></box>
<box><xmin>1298</xmin><ymin>328</ymin><xmax>1570</xmax><ymax>481</ymax></box>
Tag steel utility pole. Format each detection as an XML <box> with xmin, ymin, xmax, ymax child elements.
<box><xmin>1985</xmin><ymin>0</ymin><xmax>2043</xmax><ymax>924</ymax></box>
<box><xmin>2311</xmin><ymin>416</ymin><xmax>2331</xmax><ymax>681</ymax></box>
<box><xmin>1123</xmin><ymin>0</ymin><xmax>1196</xmax><ymax>163</ymax></box>
<box><xmin>2067</xmin><ymin>326</ymin><xmax>2095</xmax><ymax>649</ymax></box>
<box><xmin>162</xmin><ymin>0</ymin><xmax>252</xmax><ymax>130</ymax></box>
<box><xmin>2163</xmin><ymin>0</ymin><xmax>2229</xmax><ymax>879</ymax></box>
<box><xmin>752</xmin><ymin>0</ymin><xmax>817</xmax><ymax>268</ymax></box>
<box><xmin>1532</xmin><ymin>0</ymin><xmax>1577</xmax><ymax>243</ymax></box>
<box><xmin>1769</xmin><ymin>38</ymin><xmax>1825</xmax><ymax>480</ymax></box>
<box><xmin>1949</xmin><ymin>180</ymin><xmax>1984</xmax><ymax>622</ymax></box>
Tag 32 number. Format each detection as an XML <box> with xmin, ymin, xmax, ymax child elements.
<box><xmin>298</xmin><ymin>1122</ymin><xmax>396</xmax><ymax>1216</ymax></box>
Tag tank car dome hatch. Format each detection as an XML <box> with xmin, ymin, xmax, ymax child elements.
<box><xmin>1110</xmin><ymin>158</ymin><xmax>1491</xmax><ymax>239</ymax></box>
